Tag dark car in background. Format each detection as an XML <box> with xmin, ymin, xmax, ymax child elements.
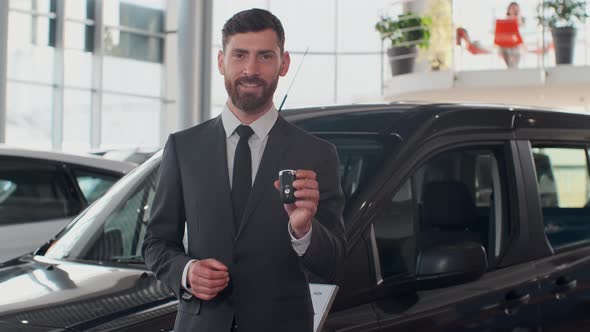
<box><xmin>0</xmin><ymin>146</ymin><xmax>136</xmax><ymax>262</ymax></box>
<box><xmin>0</xmin><ymin>103</ymin><xmax>589</xmax><ymax>331</ymax></box>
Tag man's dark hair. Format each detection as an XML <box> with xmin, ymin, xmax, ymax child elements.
<box><xmin>222</xmin><ymin>8</ymin><xmax>285</xmax><ymax>53</ymax></box>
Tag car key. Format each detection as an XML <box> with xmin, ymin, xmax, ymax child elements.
<box><xmin>279</xmin><ymin>169</ymin><xmax>296</xmax><ymax>204</ymax></box>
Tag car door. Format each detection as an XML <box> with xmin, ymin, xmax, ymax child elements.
<box><xmin>366</xmin><ymin>142</ymin><xmax>544</xmax><ymax>331</ymax></box>
<box><xmin>319</xmin><ymin>133</ymin><xmax>392</xmax><ymax>331</ymax></box>
<box><xmin>523</xmin><ymin>143</ymin><xmax>590</xmax><ymax>330</ymax></box>
<box><xmin>0</xmin><ymin>157</ymin><xmax>79</xmax><ymax>261</ymax></box>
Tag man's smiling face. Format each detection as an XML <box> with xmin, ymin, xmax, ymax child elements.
<box><xmin>218</xmin><ymin>29</ymin><xmax>290</xmax><ymax>114</ymax></box>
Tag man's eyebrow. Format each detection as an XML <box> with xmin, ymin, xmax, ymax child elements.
<box><xmin>231</xmin><ymin>48</ymin><xmax>277</xmax><ymax>54</ymax></box>
<box><xmin>231</xmin><ymin>48</ymin><xmax>249</xmax><ymax>53</ymax></box>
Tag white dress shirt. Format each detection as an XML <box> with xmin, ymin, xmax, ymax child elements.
<box><xmin>181</xmin><ymin>104</ymin><xmax>312</xmax><ymax>291</ymax></box>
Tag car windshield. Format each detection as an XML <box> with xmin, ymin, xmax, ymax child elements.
<box><xmin>45</xmin><ymin>152</ymin><xmax>162</xmax><ymax>264</ymax></box>
<box><xmin>44</xmin><ymin>130</ymin><xmax>393</xmax><ymax>264</ymax></box>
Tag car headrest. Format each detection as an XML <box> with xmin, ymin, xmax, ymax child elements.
<box><xmin>421</xmin><ymin>181</ymin><xmax>477</xmax><ymax>228</ymax></box>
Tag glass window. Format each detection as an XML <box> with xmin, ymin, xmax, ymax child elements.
<box><xmin>46</xmin><ymin>163</ymin><xmax>161</xmax><ymax>263</ymax></box>
<box><xmin>64</xmin><ymin>49</ymin><xmax>92</xmax><ymax>88</ymax></box>
<box><xmin>314</xmin><ymin>135</ymin><xmax>390</xmax><ymax>215</ymax></box>
<box><xmin>271</xmin><ymin>0</ymin><xmax>335</xmax><ymax>52</ymax></box>
<box><xmin>104</xmin><ymin>0</ymin><xmax>164</xmax><ymax>32</ymax></box>
<box><xmin>6</xmin><ymin>83</ymin><xmax>53</xmax><ymax>150</ymax></box>
<box><xmin>374</xmin><ymin>178</ymin><xmax>416</xmax><ymax>278</ymax></box>
<box><xmin>0</xmin><ymin>160</ymin><xmax>72</xmax><ymax>224</ymax></box>
<box><xmin>374</xmin><ymin>147</ymin><xmax>507</xmax><ymax>280</ymax></box>
<box><xmin>10</xmin><ymin>0</ymin><xmax>53</xmax><ymax>13</ymax></box>
<box><xmin>65</xmin><ymin>0</ymin><xmax>94</xmax><ymax>20</ymax></box>
<box><xmin>104</xmin><ymin>28</ymin><xmax>163</xmax><ymax>63</ymax></box>
<box><xmin>7</xmin><ymin>11</ymin><xmax>55</xmax><ymax>84</ymax></box>
<box><xmin>532</xmin><ymin>146</ymin><xmax>590</xmax><ymax>251</ymax></box>
<box><xmin>64</xmin><ymin>21</ymin><xmax>93</xmax><ymax>52</ymax></box>
<box><xmin>337</xmin><ymin>0</ymin><xmax>389</xmax><ymax>53</ymax></box>
<box><xmin>74</xmin><ymin>170</ymin><xmax>120</xmax><ymax>204</ymax></box>
<box><xmin>63</xmin><ymin>89</ymin><xmax>91</xmax><ymax>152</ymax></box>
<box><xmin>336</xmin><ymin>54</ymin><xmax>382</xmax><ymax>104</ymax></box>
<box><xmin>273</xmin><ymin>54</ymin><xmax>336</xmax><ymax>108</ymax></box>
<box><xmin>532</xmin><ymin>147</ymin><xmax>588</xmax><ymax>208</ymax></box>
<box><xmin>103</xmin><ymin>0</ymin><xmax>165</xmax><ymax>63</ymax></box>
<box><xmin>211</xmin><ymin>0</ymin><xmax>268</xmax><ymax>48</ymax></box>
<box><xmin>103</xmin><ymin>56</ymin><xmax>162</xmax><ymax>96</ymax></box>
<box><xmin>101</xmin><ymin>93</ymin><xmax>161</xmax><ymax>149</ymax></box>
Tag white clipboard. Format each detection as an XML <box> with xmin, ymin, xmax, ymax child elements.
<box><xmin>309</xmin><ymin>283</ymin><xmax>339</xmax><ymax>332</ymax></box>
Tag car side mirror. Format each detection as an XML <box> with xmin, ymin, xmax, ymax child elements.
<box><xmin>416</xmin><ymin>241</ymin><xmax>488</xmax><ymax>290</ymax></box>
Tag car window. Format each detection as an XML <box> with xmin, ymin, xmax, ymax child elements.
<box><xmin>373</xmin><ymin>147</ymin><xmax>508</xmax><ymax>280</ymax></box>
<box><xmin>0</xmin><ymin>160</ymin><xmax>73</xmax><ymax>224</ymax></box>
<box><xmin>73</xmin><ymin>170</ymin><xmax>120</xmax><ymax>204</ymax></box>
<box><xmin>532</xmin><ymin>146</ymin><xmax>590</xmax><ymax>251</ymax></box>
<box><xmin>317</xmin><ymin>135</ymin><xmax>393</xmax><ymax>219</ymax></box>
<box><xmin>45</xmin><ymin>155</ymin><xmax>162</xmax><ymax>263</ymax></box>
<box><xmin>80</xmin><ymin>169</ymin><xmax>158</xmax><ymax>262</ymax></box>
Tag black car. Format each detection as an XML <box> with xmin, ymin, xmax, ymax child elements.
<box><xmin>0</xmin><ymin>103</ymin><xmax>589</xmax><ymax>331</ymax></box>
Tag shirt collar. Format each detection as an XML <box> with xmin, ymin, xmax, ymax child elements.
<box><xmin>221</xmin><ymin>103</ymin><xmax>278</xmax><ymax>140</ymax></box>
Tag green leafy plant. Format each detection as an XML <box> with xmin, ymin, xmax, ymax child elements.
<box><xmin>537</xmin><ymin>0</ymin><xmax>589</xmax><ymax>28</ymax></box>
<box><xmin>375</xmin><ymin>12</ymin><xmax>432</xmax><ymax>49</ymax></box>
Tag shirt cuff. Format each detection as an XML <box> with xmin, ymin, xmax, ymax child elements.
<box><xmin>182</xmin><ymin>259</ymin><xmax>197</xmax><ymax>292</ymax></box>
<box><xmin>289</xmin><ymin>223</ymin><xmax>312</xmax><ymax>256</ymax></box>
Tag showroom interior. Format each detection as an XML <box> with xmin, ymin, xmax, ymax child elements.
<box><xmin>1</xmin><ymin>0</ymin><xmax>588</xmax><ymax>153</ymax></box>
<box><xmin>1</xmin><ymin>1</ymin><xmax>590</xmax><ymax>331</ymax></box>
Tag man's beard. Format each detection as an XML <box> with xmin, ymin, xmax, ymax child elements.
<box><xmin>225</xmin><ymin>75</ymin><xmax>278</xmax><ymax>114</ymax></box>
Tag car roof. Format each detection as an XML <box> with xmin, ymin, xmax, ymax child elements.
<box><xmin>283</xmin><ymin>102</ymin><xmax>590</xmax><ymax>138</ymax></box>
<box><xmin>0</xmin><ymin>145</ymin><xmax>137</xmax><ymax>174</ymax></box>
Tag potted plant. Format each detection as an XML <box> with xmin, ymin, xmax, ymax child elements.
<box><xmin>375</xmin><ymin>12</ymin><xmax>431</xmax><ymax>75</ymax></box>
<box><xmin>537</xmin><ymin>0</ymin><xmax>588</xmax><ymax>64</ymax></box>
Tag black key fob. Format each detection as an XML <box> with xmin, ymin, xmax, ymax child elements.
<box><xmin>279</xmin><ymin>169</ymin><xmax>296</xmax><ymax>204</ymax></box>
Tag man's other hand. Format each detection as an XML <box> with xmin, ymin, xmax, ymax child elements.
<box><xmin>187</xmin><ymin>259</ymin><xmax>230</xmax><ymax>301</ymax></box>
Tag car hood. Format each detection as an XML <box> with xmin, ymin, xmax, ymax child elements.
<box><xmin>0</xmin><ymin>320</ymin><xmax>70</xmax><ymax>331</ymax></box>
<box><xmin>0</xmin><ymin>255</ymin><xmax>174</xmax><ymax>331</ymax></box>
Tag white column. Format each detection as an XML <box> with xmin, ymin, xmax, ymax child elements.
<box><xmin>90</xmin><ymin>0</ymin><xmax>104</xmax><ymax>150</ymax></box>
<box><xmin>161</xmin><ymin>0</ymin><xmax>178</xmax><ymax>144</ymax></box>
<box><xmin>177</xmin><ymin>0</ymin><xmax>212</xmax><ymax>130</ymax></box>
<box><xmin>0</xmin><ymin>0</ymin><xmax>8</xmax><ymax>143</ymax></box>
<box><xmin>51</xmin><ymin>0</ymin><xmax>65</xmax><ymax>151</ymax></box>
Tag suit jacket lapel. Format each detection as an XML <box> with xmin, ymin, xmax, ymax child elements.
<box><xmin>236</xmin><ymin>116</ymin><xmax>291</xmax><ymax>239</ymax></box>
<box><xmin>208</xmin><ymin>116</ymin><xmax>237</xmax><ymax>238</ymax></box>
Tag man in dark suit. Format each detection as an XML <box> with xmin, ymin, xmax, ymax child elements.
<box><xmin>142</xmin><ymin>8</ymin><xmax>345</xmax><ymax>332</ymax></box>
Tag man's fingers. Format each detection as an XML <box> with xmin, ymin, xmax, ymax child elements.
<box><xmin>274</xmin><ymin>180</ymin><xmax>280</xmax><ymax>190</ymax></box>
<box><xmin>296</xmin><ymin>170</ymin><xmax>317</xmax><ymax>180</ymax></box>
<box><xmin>197</xmin><ymin>268</ymin><xmax>229</xmax><ymax>280</ymax></box>
<box><xmin>294</xmin><ymin>200</ymin><xmax>317</xmax><ymax>211</ymax></box>
<box><xmin>294</xmin><ymin>189</ymin><xmax>319</xmax><ymax>200</ymax></box>
<box><xmin>197</xmin><ymin>275</ymin><xmax>229</xmax><ymax>288</ymax></box>
<box><xmin>200</xmin><ymin>258</ymin><xmax>229</xmax><ymax>271</ymax></box>
<box><xmin>195</xmin><ymin>284</ymin><xmax>227</xmax><ymax>296</ymax></box>
<box><xmin>293</xmin><ymin>179</ymin><xmax>318</xmax><ymax>190</ymax></box>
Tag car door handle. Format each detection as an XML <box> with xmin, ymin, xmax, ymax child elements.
<box><xmin>502</xmin><ymin>290</ymin><xmax>531</xmax><ymax>316</ymax></box>
<box><xmin>553</xmin><ymin>276</ymin><xmax>577</xmax><ymax>299</ymax></box>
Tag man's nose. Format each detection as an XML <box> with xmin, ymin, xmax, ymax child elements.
<box><xmin>243</xmin><ymin>57</ymin><xmax>259</xmax><ymax>76</ymax></box>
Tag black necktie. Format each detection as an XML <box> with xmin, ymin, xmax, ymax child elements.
<box><xmin>232</xmin><ymin>125</ymin><xmax>255</xmax><ymax>229</ymax></box>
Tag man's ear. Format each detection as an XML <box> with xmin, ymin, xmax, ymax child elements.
<box><xmin>217</xmin><ymin>50</ymin><xmax>225</xmax><ymax>75</ymax></box>
<box><xmin>279</xmin><ymin>51</ymin><xmax>291</xmax><ymax>77</ymax></box>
